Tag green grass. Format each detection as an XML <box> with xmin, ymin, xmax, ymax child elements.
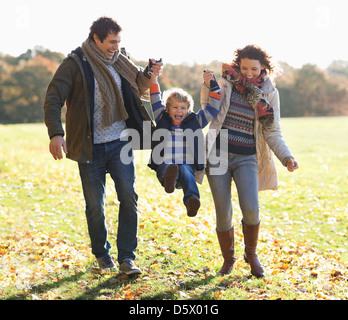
<box><xmin>0</xmin><ymin>117</ymin><xmax>347</xmax><ymax>300</ymax></box>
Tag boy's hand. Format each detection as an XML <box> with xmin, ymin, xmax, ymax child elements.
<box><xmin>148</xmin><ymin>58</ymin><xmax>163</xmax><ymax>77</ymax></box>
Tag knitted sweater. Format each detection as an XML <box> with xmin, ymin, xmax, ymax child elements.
<box><xmin>93</xmin><ymin>65</ymin><xmax>127</xmax><ymax>144</ymax></box>
<box><xmin>216</xmin><ymin>86</ymin><xmax>256</xmax><ymax>155</ymax></box>
<box><xmin>198</xmin><ymin>77</ymin><xmax>294</xmax><ymax>190</ymax></box>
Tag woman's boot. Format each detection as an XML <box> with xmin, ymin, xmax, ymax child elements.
<box><xmin>242</xmin><ymin>221</ymin><xmax>265</xmax><ymax>278</ymax></box>
<box><xmin>216</xmin><ymin>227</ymin><xmax>236</xmax><ymax>275</ymax></box>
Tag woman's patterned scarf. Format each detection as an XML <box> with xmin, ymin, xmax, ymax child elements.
<box><xmin>222</xmin><ymin>63</ymin><xmax>274</xmax><ymax>130</ymax></box>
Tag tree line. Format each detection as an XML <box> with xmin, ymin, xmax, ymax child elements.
<box><xmin>0</xmin><ymin>47</ymin><xmax>347</xmax><ymax>124</ymax></box>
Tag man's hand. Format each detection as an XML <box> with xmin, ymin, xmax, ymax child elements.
<box><xmin>49</xmin><ymin>135</ymin><xmax>67</xmax><ymax>160</ymax></box>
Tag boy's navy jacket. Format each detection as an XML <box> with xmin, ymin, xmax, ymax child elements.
<box><xmin>148</xmin><ymin>110</ymin><xmax>205</xmax><ymax>172</ymax></box>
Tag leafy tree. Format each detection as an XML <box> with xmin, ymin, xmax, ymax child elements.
<box><xmin>0</xmin><ymin>53</ymin><xmax>59</xmax><ymax>123</ymax></box>
<box><xmin>277</xmin><ymin>64</ymin><xmax>348</xmax><ymax>116</ymax></box>
<box><xmin>0</xmin><ymin>48</ymin><xmax>347</xmax><ymax>124</ymax></box>
<box><xmin>327</xmin><ymin>60</ymin><xmax>348</xmax><ymax>78</ymax></box>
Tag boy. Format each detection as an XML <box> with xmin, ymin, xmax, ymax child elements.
<box><xmin>148</xmin><ymin>63</ymin><xmax>221</xmax><ymax>217</ymax></box>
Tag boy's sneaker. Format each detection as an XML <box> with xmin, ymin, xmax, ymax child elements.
<box><xmin>185</xmin><ymin>196</ymin><xmax>200</xmax><ymax>217</ymax></box>
<box><xmin>97</xmin><ymin>254</ymin><xmax>116</xmax><ymax>269</ymax></box>
<box><xmin>119</xmin><ymin>259</ymin><xmax>142</xmax><ymax>275</ymax></box>
<box><xmin>163</xmin><ymin>164</ymin><xmax>179</xmax><ymax>193</ymax></box>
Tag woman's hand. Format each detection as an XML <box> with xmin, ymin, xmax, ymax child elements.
<box><xmin>286</xmin><ymin>158</ymin><xmax>299</xmax><ymax>172</ymax></box>
<box><xmin>203</xmin><ymin>69</ymin><xmax>215</xmax><ymax>86</ymax></box>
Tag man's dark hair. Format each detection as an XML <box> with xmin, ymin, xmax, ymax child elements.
<box><xmin>89</xmin><ymin>17</ymin><xmax>122</xmax><ymax>42</ymax></box>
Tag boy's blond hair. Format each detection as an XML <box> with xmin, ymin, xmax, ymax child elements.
<box><xmin>163</xmin><ymin>88</ymin><xmax>194</xmax><ymax>111</ymax></box>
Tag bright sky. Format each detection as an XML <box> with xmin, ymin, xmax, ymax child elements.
<box><xmin>1</xmin><ymin>0</ymin><xmax>346</xmax><ymax>69</ymax></box>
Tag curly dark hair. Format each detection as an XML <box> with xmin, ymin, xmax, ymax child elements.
<box><xmin>232</xmin><ymin>45</ymin><xmax>274</xmax><ymax>75</ymax></box>
<box><xmin>88</xmin><ymin>17</ymin><xmax>122</xmax><ymax>42</ymax></box>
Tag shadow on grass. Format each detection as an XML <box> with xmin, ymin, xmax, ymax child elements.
<box><xmin>4</xmin><ymin>269</ymin><xmax>139</xmax><ymax>300</ymax></box>
<box><xmin>142</xmin><ymin>275</ymin><xmax>218</xmax><ymax>300</ymax></box>
<box><xmin>5</xmin><ymin>272</ymin><xmax>86</xmax><ymax>300</ymax></box>
<box><xmin>73</xmin><ymin>273</ymin><xmax>219</xmax><ymax>300</ymax></box>
<box><xmin>4</xmin><ymin>265</ymin><xmax>229</xmax><ymax>300</ymax></box>
<box><xmin>74</xmin><ymin>272</ymin><xmax>141</xmax><ymax>300</ymax></box>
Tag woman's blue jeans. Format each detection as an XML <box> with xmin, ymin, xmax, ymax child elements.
<box><xmin>156</xmin><ymin>163</ymin><xmax>200</xmax><ymax>204</ymax></box>
<box><xmin>78</xmin><ymin>139</ymin><xmax>138</xmax><ymax>263</ymax></box>
<box><xmin>207</xmin><ymin>153</ymin><xmax>259</xmax><ymax>232</ymax></box>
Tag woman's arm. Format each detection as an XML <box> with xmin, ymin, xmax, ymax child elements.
<box><xmin>263</xmin><ymin>88</ymin><xmax>298</xmax><ymax>171</ymax></box>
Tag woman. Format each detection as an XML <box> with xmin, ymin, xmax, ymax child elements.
<box><xmin>200</xmin><ymin>45</ymin><xmax>299</xmax><ymax>278</ymax></box>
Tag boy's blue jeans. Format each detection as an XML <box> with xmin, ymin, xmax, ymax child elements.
<box><xmin>78</xmin><ymin>139</ymin><xmax>138</xmax><ymax>263</ymax></box>
<box><xmin>156</xmin><ymin>163</ymin><xmax>200</xmax><ymax>204</ymax></box>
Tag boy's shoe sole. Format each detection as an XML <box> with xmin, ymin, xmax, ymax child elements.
<box><xmin>186</xmin><ymin>197</ymin><xmax>200</xmax><ymax>217</ymax></box>
<box><xmin>163</xmin><ymin>164</ymin><xmax>179</xmax><ymax>193</ymax></box>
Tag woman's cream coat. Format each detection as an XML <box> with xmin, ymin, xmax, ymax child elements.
<box><xmin>197</xmin><ymin>77</ymin><xmax>293</xmax><ymax>191</ymax></box>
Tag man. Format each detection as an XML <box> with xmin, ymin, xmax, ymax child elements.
<box><xmin>44</xmin><ymin>17</ymin><xmax>162</xmax><ymax>274</ymax></box>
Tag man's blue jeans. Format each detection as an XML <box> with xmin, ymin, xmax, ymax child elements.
<box><xmin>156</xmin><ymin>163</ymin><xmax>200</xmax><ymax>204</ymax></box>
<box><xmin>78</xmin><ymin>139</ymin><xmax>138</xmax><ymax>263</ymax></box>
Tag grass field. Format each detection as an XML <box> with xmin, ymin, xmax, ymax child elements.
<box><xmin>0</xmin><ymin>117</ymin><xmax>347</xmax><ymax>300</ymax></box>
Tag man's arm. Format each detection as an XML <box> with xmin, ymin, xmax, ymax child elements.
<box><xmin>44</xmin><ymin>57</ymin><xmax>75</xmax><ymax>159</ymax></box>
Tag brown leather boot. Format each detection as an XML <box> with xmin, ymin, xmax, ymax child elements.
<box><xmin>242</xmin><ymin>221</ymin><xmax>265</xmax><ymax>278</ymax></box>
<box><xmin>216</xmin><ymin>227</ymin><xmax>236</xmax><ymax>275</ymax></box>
